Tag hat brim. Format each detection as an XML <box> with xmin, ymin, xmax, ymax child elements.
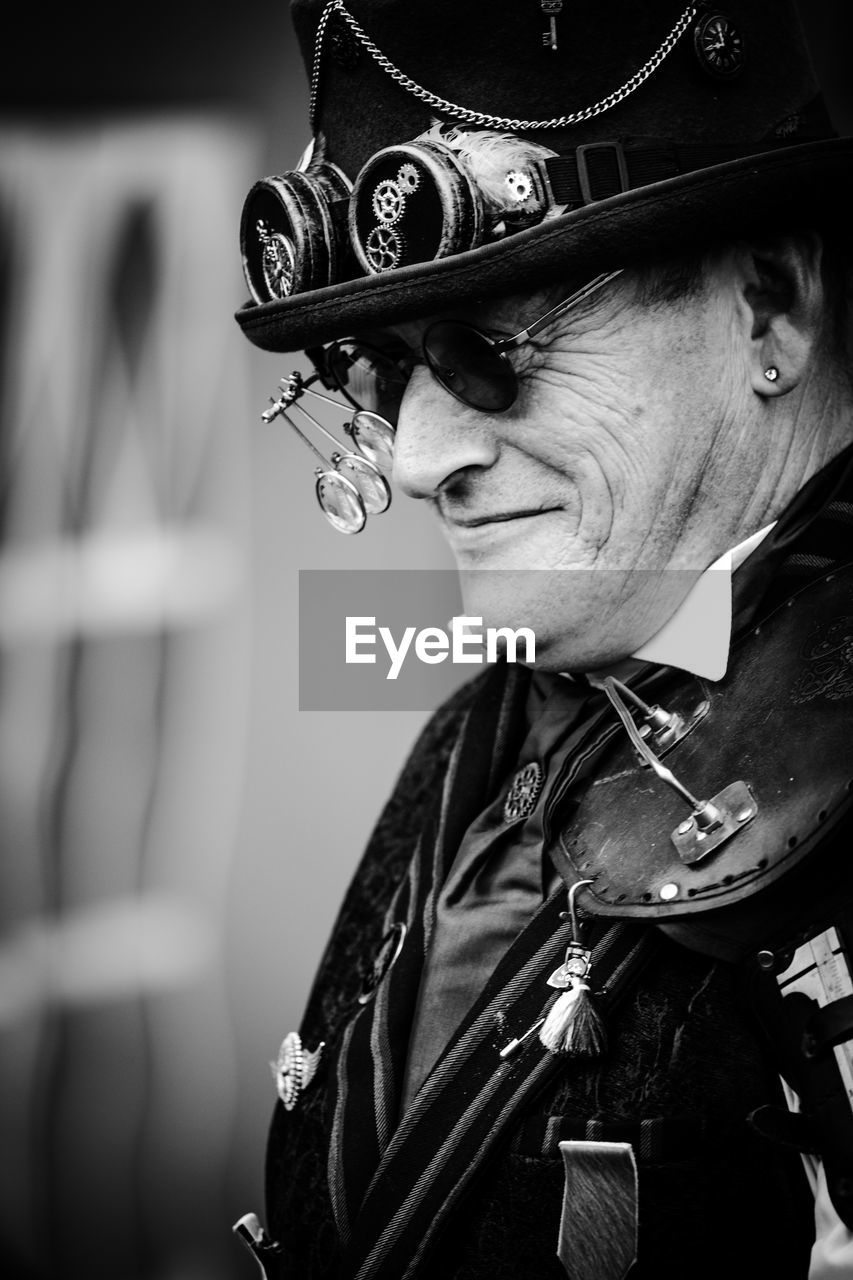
<box><xmin>236</xmin><ymin>138</ymin><xmax>853</xmax><ymax>353</ymax></box>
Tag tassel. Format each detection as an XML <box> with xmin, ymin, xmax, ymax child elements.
<box><xmin>539</xmin><ymin>881</ymin><xmax>607</xmax><ymax>1058</ymax></box>
<box><xmin>568</xmin><ymin>985</ymin><xmax>607</xmax><ymax>1055</ymax></box>
<box><xmin>500</xmin><ymin>881</ymin><xmax>608</xmax><ymax>1062</ymax></box>
<box><xmin>539</xmin><ymin>980</ymin><xmax>607</xmax><ymax>1056</ymax></box>
<box><xmin>539</xmin><ymin>982</ymin><xmax>584</xmax><ymax>1052</ymax></box>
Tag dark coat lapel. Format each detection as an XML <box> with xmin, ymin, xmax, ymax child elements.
<box><xmin>345</xmin><ymin>899</ymin><xmax>653</xmax><ymax>1280</ymax></box>
<box><xmin>328</xmin><ymin>669</ymin><xmax>659</xmax><ymax>1280</ymax></box>
<box><xmin>326</xmin><ymin>661</ymin><xmax>531</xmax><ymax>1245</ymax></box>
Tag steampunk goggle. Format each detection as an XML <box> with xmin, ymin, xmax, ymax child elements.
<box><xmin>240</xmin><ymin>123</ymin><xmax>571</xmax><ymax>301</ymax></box>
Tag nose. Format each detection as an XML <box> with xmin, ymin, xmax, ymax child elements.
<box><xmin>391</xmin><ymin>366</ymin><xmax>501</xmax><ymax>500</ymax></box>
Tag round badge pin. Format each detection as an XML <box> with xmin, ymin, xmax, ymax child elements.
<box><xmin>271</xmin><ymin>1032</ymin><xmax>325</xmax><ymax>1111</ymax></box>
<box><xmin>503</xmin><ymin>761</ymin><xmax>544</xmax><ymax>823</ymax></box>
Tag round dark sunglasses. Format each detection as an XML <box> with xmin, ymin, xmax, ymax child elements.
<box><xmin>308</xmin><ymin>268</ymin><xmax>623</xmax><ymax>424</ymax></box>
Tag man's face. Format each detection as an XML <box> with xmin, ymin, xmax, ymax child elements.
<box><xmin>389</xmin><ymin>261</ymin><xmax>764</xmax><ymax>671</ymax></box>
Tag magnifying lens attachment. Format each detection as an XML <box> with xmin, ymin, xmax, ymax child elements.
<box><xmin>261</xmin><ymin>370</ymin><xmax>395</xmax><ymax>535</ymax></box>
<box><xmin>333</xmin><ymin>451</ymin><xmax>391</xmax><ymax>514</ymax></box>
<box><xmin>315</xmin><ymin>469</ymin><xmax>367</xmax><ymax>534</ymax></box>
<box><xmin>345</xmin><ymin>412</ymin><xmax>396</xmax><ymax>472</ymax></box>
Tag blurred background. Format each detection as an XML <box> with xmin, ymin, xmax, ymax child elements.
<box><xmin>0</xmin><ymin>3</ymin><xmax>850</xmax><ymax>1278</ymax></box>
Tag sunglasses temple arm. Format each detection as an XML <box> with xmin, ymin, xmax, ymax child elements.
<box><xmin>501</xmin><ymin>268</ymin><xmax>625</xmax><ymax>349</ymax></box>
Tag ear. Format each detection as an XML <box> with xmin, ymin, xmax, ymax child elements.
<box><xmin>739</xmin><ymin>232</ymin><xmax>825</xmax><ymax>398</ymax></box>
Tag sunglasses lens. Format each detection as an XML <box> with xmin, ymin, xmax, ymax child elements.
<box><xmin>327</xmin><ymin>340</ymin><xmax>408</xmax><ymax>421</ymax></box>
<box><xmin>349</xmin><ymin>411</ymin><xmax>396</xmax><ymax>472</ymax></box>
<box><xmin>335</xmin><ymin>453</ymin><xmax>392</xmax><ymax>515</ymax></box>
<box><xmin>316</xmin><ymin>470</ymin><xmax>366</xmax><ymax>534</ymax></box>
<box><xmin>423</xmin><ymin>323</ymin><xmax>517</xmax><ymax>412</ymax></box>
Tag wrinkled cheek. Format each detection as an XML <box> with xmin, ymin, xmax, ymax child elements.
<box><xmin>546</xmin><ymin>443</ymin><xmax>625</xmax><ymax>563</ymax></box>
<box><xmin>582</xmin><ymin>426</ymin><xmax>663</xmax><ymax>563</ymax></box>
<box><xmin>540</xmin><ymin>401</ymin><xmax>640</xmax><ymax>556</ymax></box>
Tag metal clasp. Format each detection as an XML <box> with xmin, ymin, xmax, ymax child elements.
<box><xmin>575</xmin><ymin>142</ymin><xmax>630</xmax><ymax>204</ymax></box>
<box><xmin>233</xmin><ymin>1213</ymin><xmax>285</xmax><ymax>1279</ymax></box>
<box><xmin>357</xmin><ymin>921</ymin><xmax>407</xmax><ymax>1004</ymax></box>
<box><xmin>671</xmin><ymin>780</ymin><xmax>758</xmax><ymax>865</ymax></box>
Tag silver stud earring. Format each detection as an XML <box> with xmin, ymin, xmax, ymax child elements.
<box><xmin>763</xmin><ymin>366</ymin><xmax>779</xmax><ymax>382</ymax></box>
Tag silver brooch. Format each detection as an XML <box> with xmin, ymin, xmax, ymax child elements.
<box><xmin>503</xmin><ymin>761</ymin><xmax>544</xmax><ymax>822</ymax></box>
<box><xmin>271</xmin><ymin>1031</ymin><xmax>325</xmax><ymax>1111</ymax></box>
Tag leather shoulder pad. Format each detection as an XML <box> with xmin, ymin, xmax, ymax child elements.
<box><xmin>552</xmin><ymin>563</ymin><xmax>853</xmax><ymax>919</ymax></box>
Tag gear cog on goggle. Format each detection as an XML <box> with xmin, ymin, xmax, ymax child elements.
<box><xmin>256</xmin><ymin>219</ymin><xmax>296</xmax><ymax>299</ymax></box>
<box><xmin>365</xmin><ymin>224</ymin><xmax>405</xmax><ymax>272</ymax></box>
<box><xmin>505</xmin><ymin>170</ymin><xmax>534</xmax><ymax>203</ymax></box>
<box><xmin>396</xmin><ymin>162</ymin><xmax>420</xmax><ymax>193</ymax></box>
<box><xmin>372</xmin><ymin>178</ymin><xmax>406</xmax><ymax>224</ymax></box>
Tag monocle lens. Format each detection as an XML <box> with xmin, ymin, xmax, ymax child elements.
<box><xmin>315</xmin><ymin>470</ymin><xmax>366</xmax><ymax>534</ymax></box>
<box><xmin>333</xmin><ymin>452</ymin><xmax>392</xmax><ymax>514</ymax></box>
<box><xmin>348</xmin><ymin>411</ymin><xmax>396</xmax><ymax>472</ymax></box>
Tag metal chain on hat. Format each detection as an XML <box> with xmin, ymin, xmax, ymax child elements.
<box><xmin>310</xmin><ymin>1</ymin><xmax>698</xmax><ymax>133</ymax></box>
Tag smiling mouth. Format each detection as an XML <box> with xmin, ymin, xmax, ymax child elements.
<box><xmin>448</xmin><ymin>508</ymin><xmax>559</xmax><ymax>529</ymax></box>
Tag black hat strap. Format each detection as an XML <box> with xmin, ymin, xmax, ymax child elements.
<box><xmin>542</xmin><ymin>126</ymin><xmax>833</xmax><ymax>208</ymax></box>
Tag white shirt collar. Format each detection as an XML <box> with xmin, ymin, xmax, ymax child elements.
<box><xmin>631</xmin><ymin>523</ymin><xmax>776</xmax><ymax>681</ymax></box>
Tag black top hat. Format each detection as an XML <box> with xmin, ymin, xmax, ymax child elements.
<box><xmin>236</xmin><ymin>0</ymin><xmax>853</xmax><ymax>353</ymax></box>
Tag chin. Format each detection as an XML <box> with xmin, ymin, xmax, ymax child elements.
<box><xmin>457</xmin><ymin>567</ymin><xmax>632</xmax><ymax>674</ymax></box>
